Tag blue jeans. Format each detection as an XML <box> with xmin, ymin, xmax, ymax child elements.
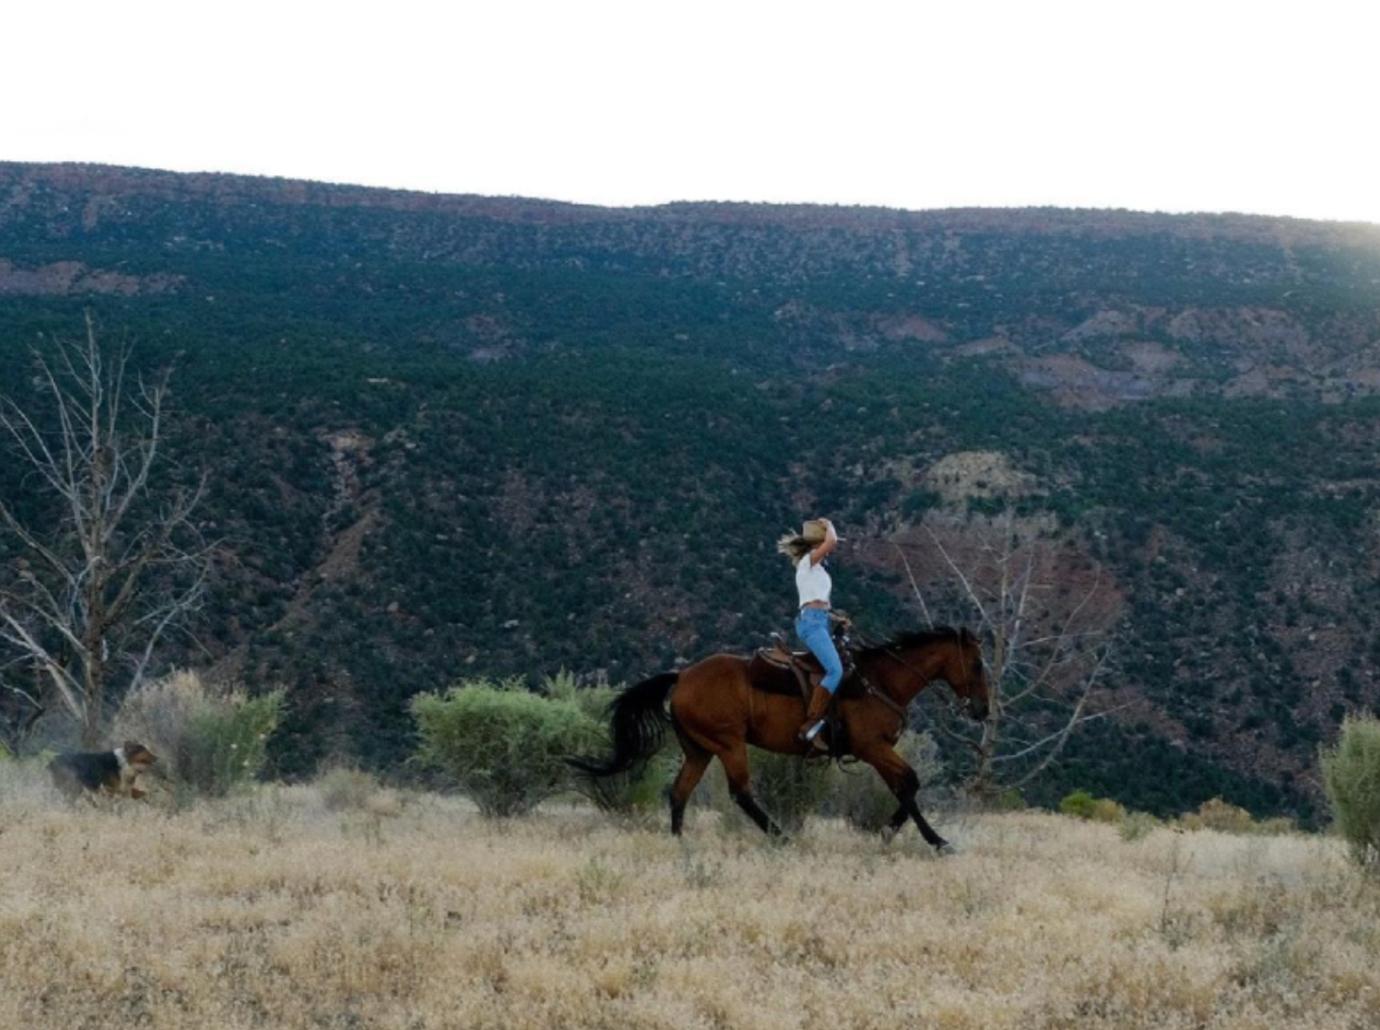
<box><xmin>795</xmin><ymin>607</ymin><xmax>843</xmax><ymax>693</ymax></box>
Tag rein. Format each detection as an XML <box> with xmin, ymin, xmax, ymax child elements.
<box><xmin>860</xmin><ymin>671</ymin><xmax>909</xmax><ymax>721</ymax></box>
<box><xmin>852</xmin><ymin>645</ymin><xmax>923</xmax><ymax>724</ymax></box>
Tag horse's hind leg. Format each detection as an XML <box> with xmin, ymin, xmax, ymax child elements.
<box><xmin>669</xmin><ymin>740</ymin><xmax>711</xmax><ymax>836</ymax></box>
<box><xmin>718</xmin><ymin>742</ymin><xmax>783</xmax><ymax>837</ymax></box>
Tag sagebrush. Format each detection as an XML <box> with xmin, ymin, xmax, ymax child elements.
<box><xmin>113</xmin><ymin>669</ymin><xmax>284</xmax><ymax>800</ymax></box>
<box><xmin>1321</xmin><ymin>714</ymin><xmax>1380</xmax><ymax>868</ymax></box>
<box><xmin>412</xmin><ymin>677</ymin><xmax>605</xmax><ymax>817</ymax></box>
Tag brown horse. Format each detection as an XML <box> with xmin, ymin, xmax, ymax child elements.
<box><xmin>570</xmin><ymin>627</ymin><xmax>990</xmax><ymax>851</ymax></box>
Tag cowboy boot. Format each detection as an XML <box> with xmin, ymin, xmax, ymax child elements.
<box><xmin>797</xmin><ymin>683</ymin><xmax>832</xmax><ymax>751</ymax></box>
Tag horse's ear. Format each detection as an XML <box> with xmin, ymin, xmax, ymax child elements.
<box><xmin>959</xmin><ymin>628</ymin><xmax>977</xmax><ymax>645</ymax></box>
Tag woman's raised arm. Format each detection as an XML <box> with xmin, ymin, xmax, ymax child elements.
<box><xmin>807</xmin><ymin>518</ymin><xmax>838</xmax><ymax>567</ymax></box>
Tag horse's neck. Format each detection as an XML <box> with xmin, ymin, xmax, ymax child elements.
<box><xmin>861</xmin><ymin>645</ymin><xmax>942</xmax><ymax>705</ymax></box>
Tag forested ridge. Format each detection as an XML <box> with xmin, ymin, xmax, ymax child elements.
<box><xmin>3</xmin><ymin>161</ymin><xmax>1380</xmax><ymax>820</ymax></box>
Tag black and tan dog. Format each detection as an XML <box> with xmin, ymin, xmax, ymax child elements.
<box><xmin>48</xmin><ymin>740</ymin><xmax>158</xmax><ymax>801</ymax></box>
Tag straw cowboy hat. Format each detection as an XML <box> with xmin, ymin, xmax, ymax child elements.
<box><xmin>776</xmin><ymin>519</ymin><xmax>835</xmax><ymax>559</ymax></box>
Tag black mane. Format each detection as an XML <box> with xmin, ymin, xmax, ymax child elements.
<box><xmin>855</xmin><ymin>625</ymin><xmax>968</xmax><ymax>660</ymax></box>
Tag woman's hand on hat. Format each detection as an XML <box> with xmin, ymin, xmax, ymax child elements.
<box><xmin>808</xmin><ymin>518</ymin><xmax>839</xmax><ymax>563</ymax></box>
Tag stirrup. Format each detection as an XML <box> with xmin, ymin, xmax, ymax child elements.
<box><xmin>799</xmin><ymin>720</ymin><xmax>829</xmax><ymax>753</ymax></box>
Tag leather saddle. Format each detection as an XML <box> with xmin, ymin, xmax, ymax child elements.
<box><xmin>750</xmin><ymin>614</ymin><xmax>856</xmax><ymax>705</ymax></box>
<box><xmin>753</xmin><ymin>635</ymin><xmax>821</xmax><ymax>703</ymax></box>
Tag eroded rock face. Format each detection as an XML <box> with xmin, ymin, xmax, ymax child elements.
<box><xmin>924</xmin><ymin>450</ymin><xmax>1035</xmax><ymax>504</ymax></box>
<box><xmin>1061</xmin><ymin>309</ymin><xmax>1142</xmax><ymax>343</ymax></box>
<box><xmin>0</xmin><ymin>258</ymin><xmax>181</xmax><ymax>296</ymax></box>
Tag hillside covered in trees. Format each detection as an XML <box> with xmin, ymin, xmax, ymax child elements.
<box><xmin>3</xmin><ymin>161</ymin><xmax>1380</xmax><ymax>820</ymax></box>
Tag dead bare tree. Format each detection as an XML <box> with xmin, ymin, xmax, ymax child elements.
<box><xmin>892</xmin><ymin>510</ymin><xmax>1123</xmax><ymax>799</ymax></box>
<box><xmin>0</xmin><ymin>313</ymin><xmax>209</xmax><ymax>747</ymax></box>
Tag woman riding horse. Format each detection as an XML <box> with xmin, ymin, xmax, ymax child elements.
<box><xmin>571</xmin><ymin>583</ymin><xmax>991</xmax><ymax>850</ymax></box>
<box><xmin>778</xmin><ymin>517</ymin><xmax>843</xmax><ymax>749</ymax></box>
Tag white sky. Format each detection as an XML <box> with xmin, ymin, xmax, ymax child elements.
<box><xmin>5</xmin><ymin>0</ymin><xmax>1378</xmax><ymax>223</ymax></box>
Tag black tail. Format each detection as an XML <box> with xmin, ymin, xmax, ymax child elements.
<box><xmin>567</xmin><ymin>671</ymin><xmax>678</xmax><ymax>778</ymax></box>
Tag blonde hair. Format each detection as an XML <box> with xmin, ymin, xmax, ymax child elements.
<box><xmin>776</xmin><ymin>531</ymin><xmax>813</xmax><ymax>563</ymax></box>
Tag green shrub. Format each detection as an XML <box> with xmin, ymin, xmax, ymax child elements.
<box><xmin>1059</xmin><ymin>789</ymin><xmax>1097</xmax><ymax>819</ymax></box>
<box><xmin>1089</xmin><ymin>797</ymin><xmax>1128</xmax><ymax>823</ymax></box>
<box><xmin>186</xmin><ymin>694</ymin><xmax>283</xmax><ymax>797</ymax></box>
<box><xmin>411</xmin><ymin>678</ymin><xmax>604</xmax><ymax>817</ymax></box>
<box><xmin>114</xmin><ymin>670</ymin><xmax>284</xmax><ymax>801</ymax></box>
<box><xmin>1179</xmin><ymin>797</ymin><xmax>1256</xmax><ymax>834</ymax></box>
<box><xmin>1060</xmin><ymin>790</ymin><xmax>1127</xmax><ymax>822</ymax></box>
<box><xmin>1321</xmin><ymin>714</ymin><xmax>1380</xmax><ymax>868</ymax></box>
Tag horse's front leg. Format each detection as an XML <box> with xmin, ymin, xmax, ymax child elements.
<box><xmin>881</xmin><ymin>803</ymin><xmax>910</xmax><ymax>842</ymax></box>
<box><xmin>858</xmin><ymin>743</ymin><xmax>949</xmax><ymax>852</ymax></box>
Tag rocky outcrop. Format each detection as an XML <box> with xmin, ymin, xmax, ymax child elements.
<box><xmin>0</xmin><ymin>258</ymin><xmax>181</xmax><ymax>296</ymax></box>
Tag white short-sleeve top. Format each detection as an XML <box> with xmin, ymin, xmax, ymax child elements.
<box><xmin>795</xmin><ymin>554</ymin><xmax>832</xmax><ymax>608</ymax></box>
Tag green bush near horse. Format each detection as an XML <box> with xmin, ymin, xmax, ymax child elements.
<box><xmin>1321</xmin><ymin>714</ymin><xmax>1380</xmax><ymax>870</ymax></box>
<box><xmin>411</xmin><ymin>677</ymin><xmax>607</xmax><ymax>817</ymax></box>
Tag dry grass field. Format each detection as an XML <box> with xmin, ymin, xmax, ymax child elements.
<box><xmin>2</xmin><ymin>766</ymin><xmax>1377</xmax><ymax>1030</ymax></box>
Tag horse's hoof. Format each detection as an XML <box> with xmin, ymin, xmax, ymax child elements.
<box><xmin>934</xmin><ymin>840</ymin><xmax>956</xmax><ymax>856</ymax></box>
<box><xmin>880</xmin><ymin>826</ymin><xmax>898</xmax><ymax>845</ymax></box>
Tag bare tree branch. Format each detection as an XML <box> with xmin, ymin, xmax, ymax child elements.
<box><xmin>902</xmin><ymin>510</ymin><xmax>1121</xmax><ymax>797</ymax></box>
<box><xmin>1010</xmin><ymin>649</ymin><xmax>1117</xmax><ymax>788</ymax></box>
<box><xmin>0</xmin><ymin>316</ymin><xmax>209</xmax><ymax>746</ymax></box>
<box><xmin>892</xmin><ymin>542</ymin><xmax>935</xmax><ymax>629</ymax></box>
<box><xmin>923</xmin><ymin>522</ymin><xmax>993</xmax><ymax>629</ymax></box>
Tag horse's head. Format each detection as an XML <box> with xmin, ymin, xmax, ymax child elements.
<box><xmin>945</xmin><ymin>628</ymin><xmax>990</xmax><ymax>722</ymax></box>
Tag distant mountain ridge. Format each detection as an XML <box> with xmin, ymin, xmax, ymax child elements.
<box><xmin>7</xmin><ymin>160</ymin><xmax>1380</xmax><ymax>240</ymax></box>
